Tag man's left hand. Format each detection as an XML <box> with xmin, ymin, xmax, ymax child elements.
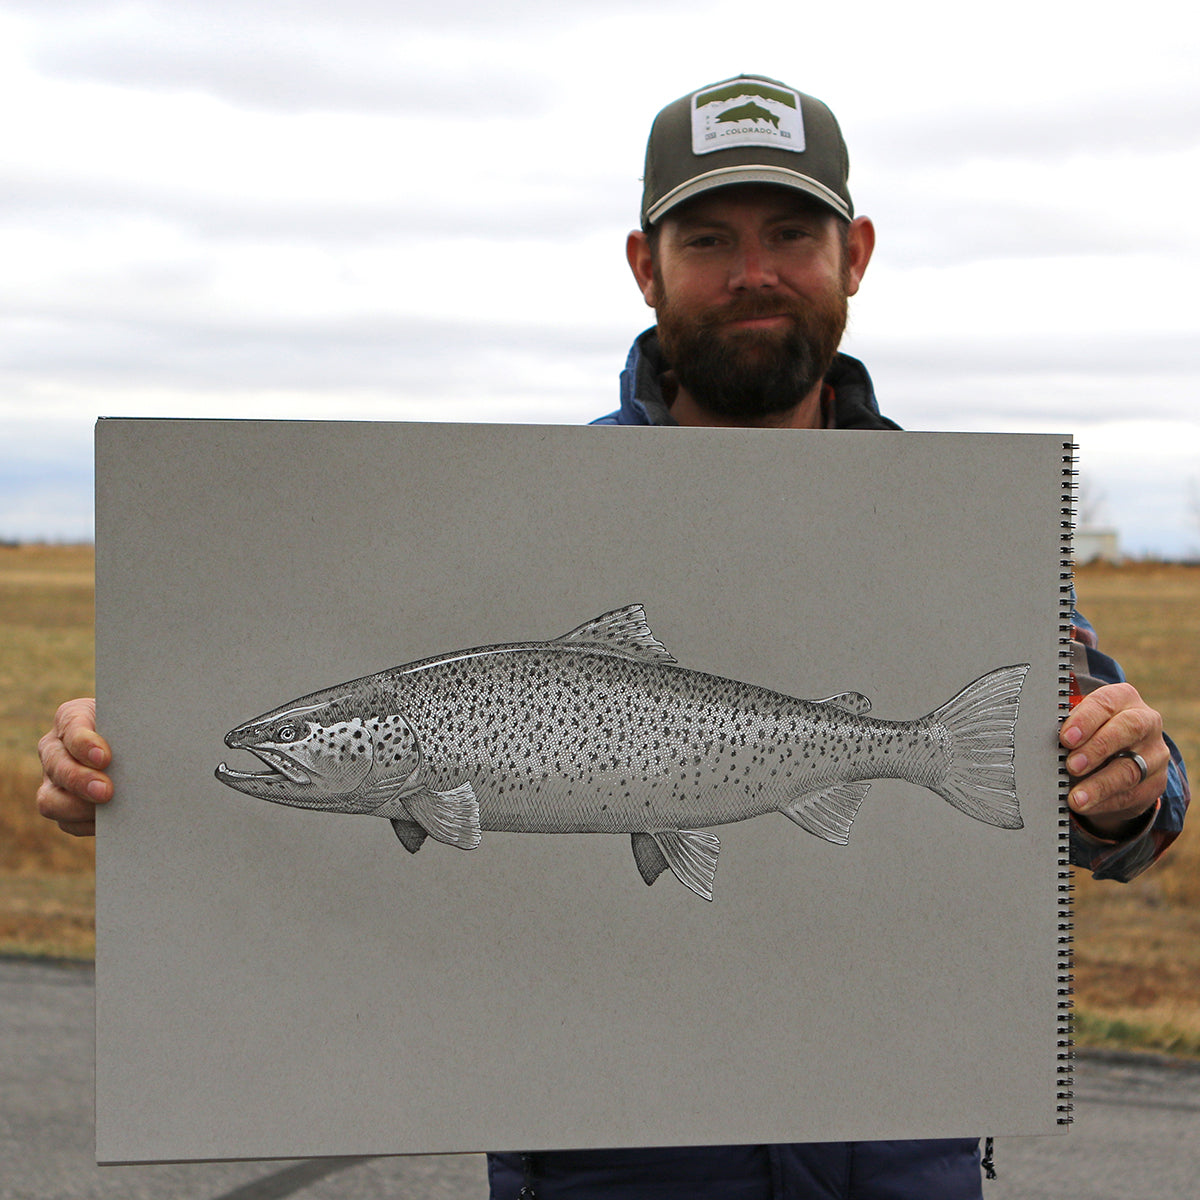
<box><xmin>1060</xmin><ymin>682</ymin><xmax>1169</xmax><ymax>838</ymax></box>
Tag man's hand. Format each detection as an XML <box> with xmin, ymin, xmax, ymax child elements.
<box><xmin>1060</xmin><ymin>682</ymin><xmax>1169</xmax><ymax>838</ymax></box>
<box><xmin>36</xmin><ymin>698</ymin><xmax>111</xmax><ymax>837</ymax></box>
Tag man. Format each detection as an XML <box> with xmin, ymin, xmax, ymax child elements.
<box><xmin>39</xmin><ymin>74</ymin><xmax>1190</xmax><ymax>1198</ymax></box>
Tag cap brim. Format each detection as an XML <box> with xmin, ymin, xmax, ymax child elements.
<box><xmin>645</xmin><ymin>165</ymin><xmax>851</xmax><ymax>226</ymax></box>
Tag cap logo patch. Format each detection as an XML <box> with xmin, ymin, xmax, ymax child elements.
<box><xmin>691</xmin><ymin>80</ymin><xmax>805</xmax><ymax>156</ymax></box>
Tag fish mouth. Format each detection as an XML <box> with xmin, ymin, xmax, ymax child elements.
<box><xmin>216</xmin><ymin>741</ymin><xmax>312</xmax><ymax>786</ymax></box>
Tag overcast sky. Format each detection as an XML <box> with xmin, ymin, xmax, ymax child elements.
<box><xmin>2</xmin><ymin>0</ymin><xmax>1198</xmax><ymax>555</ymax></box>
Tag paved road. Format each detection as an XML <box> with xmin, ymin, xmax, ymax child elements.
<box><xmin>4</xmin><ymin>958</ymin><xmax>1199</xmax><ymax>1199</ymax></box>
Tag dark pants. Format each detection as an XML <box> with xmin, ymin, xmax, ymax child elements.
<box><xmin>487</xmin><ymin>1140</ymin><xmax>983</xmax><ymax>1200</ymax></box>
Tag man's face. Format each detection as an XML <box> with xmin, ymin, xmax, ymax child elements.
<box><xmin>637</xmin><ymin>186</ymin><xmax>860</xmax><ymax>422</ymax></box>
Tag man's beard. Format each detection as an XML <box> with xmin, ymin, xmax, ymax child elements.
<box><xmin>654</xmin><ymin>274</ymin><xmax>849</xmax><ymax>423</ymax></box>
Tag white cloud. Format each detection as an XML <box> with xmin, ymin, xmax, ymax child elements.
<box><xmin>1</xmin><ymin>0</ymin><xmax>1198</xmax><ymax>556</ymax></box>
<box><xmin>32</xmin><ymin>9</ymin><xmax>546</xmax><ymax>116</ymax></box>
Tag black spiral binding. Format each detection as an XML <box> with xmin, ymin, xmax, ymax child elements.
<box><xmin>1056</xmin><ymin>440</ymin><xmax>1078</xmax><ymax>1126</ymax></box>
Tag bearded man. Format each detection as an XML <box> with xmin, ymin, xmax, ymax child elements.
<box><xmin>625</xmin><ymin>183</ymin><xmax>874</xmax><ymax>429</ymax></box>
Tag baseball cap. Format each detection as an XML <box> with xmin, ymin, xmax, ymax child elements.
<box><xmin>640</xmin><ymin>74</ymin><xmax>853</xmax><ymax>228</ymax></box>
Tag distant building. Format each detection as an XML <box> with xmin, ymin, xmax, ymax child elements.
<box><xmin>1075</xmin><ymin>526</ymin><xmax>1122</xmax><ymax>564</ymax></box>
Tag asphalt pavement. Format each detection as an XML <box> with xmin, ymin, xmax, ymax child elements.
<box><xmin>4</xmin><ymin>957</ymin><xmax>1199</xmax><ymax>1199</ymax></box>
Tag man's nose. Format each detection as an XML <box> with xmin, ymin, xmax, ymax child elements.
<box><xmin>729</xmin><ymin>242</ymin><xmax>778</xmax><ymax>290</ymax></box>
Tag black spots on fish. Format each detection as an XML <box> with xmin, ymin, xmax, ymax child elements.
<box><xmin>396</xmin><ymin>649</ymin><xmax>826</xmax><ymax>818</ymax></box>
<box><xmin>496</xmin><ymin>779</ymin><xmax>530</xmax><ymax>796</ymax></box>
<box><xmin>336</xmin><ymin>728</ymin><xmax>369</xmax><ymax>764</ymax></box>
<box><xmin>363</xmin><ymin>714</ymin><xmax>420</xmax><ymax>773</ymax></box>
<box><xmin>874</xmin><ymin>730</ymin><xmax>899</xmax><ymax>757</ymax></box>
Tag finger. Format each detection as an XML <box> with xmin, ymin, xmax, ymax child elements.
<box><xmin>1060</xmin><ymin>680</ymin><xmax>1145</xmax><ymax>739</ymax></box>
<box><xmin>53</xmin><ymin>698</ymin><xmax>110</xmax><ymax>771</ymax></box>
<box><xmin>36</xmin><ymin>776</ymin><xmax>104</xmax><ymax>831</ymax></box>
<box><xmin>55</xmin><ymin>816</ymin><xmax>97</xmax><ymax>838</ymax></box>
<box><xmin>37</xmin><ymin>728</ymin><xmax>113</xmax><ymax>808</ymax></box>
<box><xmin>1068</xmin><ymin>740</ymin><xmax>1170</xmax><ymax>824</ymax></box>
<box><xmin>1064</xmin><ymin>717</ymin><xmax>1164</xmax><ymax>781</ymax></box>
<box><xmin>1060</xmin><ymin>690</ymin><xmax>1162</xmax><ymax>778</ymax></box>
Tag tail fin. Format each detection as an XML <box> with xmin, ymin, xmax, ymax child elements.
<box><xmin>926</xmin><ymin>664</ymin><xmax>1030</xmax><ymax>829</ymax></box>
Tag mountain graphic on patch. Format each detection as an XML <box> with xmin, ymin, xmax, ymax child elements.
<box><xmin>691</xmin><ymin>79</ymin><xmax>805</xmax><ymax>155</ymax></box>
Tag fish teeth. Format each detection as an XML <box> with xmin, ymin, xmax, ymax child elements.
<box><xmin>219</xmin><ymin>746</ymin><xmax>310</xmax><ymax>785</ymax></box>
<box><xmin>252</xmin><ymin>748</ymin><xmax>310</xmax><ymax>783</ymax></box>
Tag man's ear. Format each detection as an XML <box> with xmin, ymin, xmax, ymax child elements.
<box><xmin>626</xmin><ymin>230</ymin><xmax>658</xmax><ymax>308</ymax></box>
<box><xmin>844</xmin><ymin>216</ymin><xmax>875</xmax><ymax>297</ymax></box>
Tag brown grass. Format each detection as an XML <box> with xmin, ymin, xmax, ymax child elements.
<box><xmin>0</xmin><ymin>544</ymin><xmax>96</xmax><ymax>957</ymax></box>
<box><xmin>1070</xmin><ymin>561</ymin><xmax>1200</xmax><ymax>1055</ymax></box>
<box><xmin>1</xmin><ymin>547</ymin><xmax>1196</xmax><ymax>1055</ymax></box>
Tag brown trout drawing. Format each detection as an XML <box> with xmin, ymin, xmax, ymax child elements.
<box><xmin>215</xmin><ymin>605</ymin><xmax>1028</xmax><ymax>900</ymax></box>
<box><xmin>716</xmin><ymin>100</ymin><xmax>780</xmax><ymax>128</ymax></box>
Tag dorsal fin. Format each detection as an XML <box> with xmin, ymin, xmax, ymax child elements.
<box><xmin>554</xmin><ymin>605</ymin><xmax>676</xmax><ymax>665</ymax></box>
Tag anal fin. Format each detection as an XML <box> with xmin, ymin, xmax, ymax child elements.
<box><xmin>781</xmin><ymin>782</ymin><xmax>870</xmax><ymax>845</ymax></box>
<box><xmin>653</xmin><ymin>829</ymin><xmax>720</xmax><ymax>901</ymax></box>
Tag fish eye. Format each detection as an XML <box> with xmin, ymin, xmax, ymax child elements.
<box><xmin>276</xmin><ymin>724</ymin><xmax>299</xmax><ymax>742</ymax></box>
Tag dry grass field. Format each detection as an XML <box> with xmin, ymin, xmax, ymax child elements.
<box><xmin>1</xmin><ymin>545</ymin><xmax>1197</xmax><ymax>1053</ymax></box>
<box><xmin>1070</xmin><ymin>561</ymin><xmax>1200</xmax><ymax>1056</ymax></box>
<box><xmin>0</xmin><ymin>543</ymin><xmax>95</xmax><ymax>958</ymax></box>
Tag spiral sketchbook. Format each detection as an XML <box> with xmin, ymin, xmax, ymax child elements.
<box><xmin>94</xmin><ymin>422</ymin><xmax>1075</xmax><ymax>1163</ymax></box>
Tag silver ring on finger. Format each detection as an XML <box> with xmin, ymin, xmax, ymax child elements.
<box><xmin>1112</xmin><ymin>749</ymin><xmax>1149</xmax><ymax>785</ymax></box>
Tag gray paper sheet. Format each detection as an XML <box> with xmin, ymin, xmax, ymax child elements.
<box><xmin>94</xmin><ymin>420</ymin><xmax>1070</xmax><ymax>1163</ymax></box>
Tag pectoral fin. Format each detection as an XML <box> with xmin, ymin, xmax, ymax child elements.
<box><xmin>402</xmin><ymin>783</ymin><xmax>482</xmax><ymax>850</ymax></box>
<box><xmin>781</xmin><ymin>782</ymin><xmax>871</xmax><ymax>845</ymax></box>
<box><xmin>390</xmin><ymin>818</ymin><xmax>428</xmax><ymax>854</ymax></box>
<box><xmin>652</xmin><ymin>830</ymin><xmax>720</xmax><ymax>901</ymax></box>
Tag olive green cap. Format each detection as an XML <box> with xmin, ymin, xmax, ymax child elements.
<box><xmin>640</xmin><ymin>74</ymin><xmax>853</xmax><ymax>228</ymax></box>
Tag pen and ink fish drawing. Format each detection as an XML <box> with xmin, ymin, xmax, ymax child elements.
<box><xmin>215</xmin><ymin>605</ymin><xmax>1029</xmax><ymax>901</ymax></box>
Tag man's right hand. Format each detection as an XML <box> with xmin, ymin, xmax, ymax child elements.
<box><xmin>36</xmin><ymin>698</ymin><xmax>111</xmax><ymax>837</ymax></box>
